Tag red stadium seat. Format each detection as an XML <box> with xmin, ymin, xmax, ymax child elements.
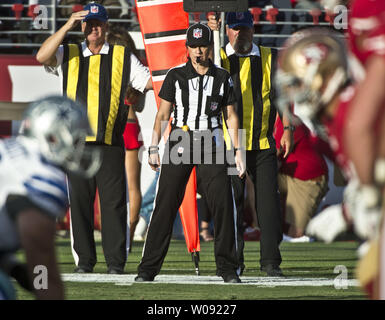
<box><xmin>11</xmin><ymin>4</ymin><xmax>24</xmax><ymax>21</ymax></box>
<box><xmin>325</xmin><ymin>10</ymin><xmax>336</xmax><ymax>25</ymax></box>
<box><xmin>310</xmin><ymin>8</ymin><xmax>322</xmax><ymax>25</ymax></box>
<box><xmin>251</xmin><ymin>7</ymin><xmax>262</xmax><ymax>25</ymax></box>
<box><xmin>27</xmin><ymin>4</ymin><xmax>39</xmax><ymax>20</ymax></box>
<box><xmin>72</xmin><ymin>4</ymin><xmax>84</xmax><ymax>13</ymax></box>
<box><xmin>266</xmin><ymin>7</ymin><xmax>279</xmax><ymax>24</ymax></box>
<box><xmin>193</xmin><ymin>12</ymin><xmax>201</xmax><ymax>23</ymax></box>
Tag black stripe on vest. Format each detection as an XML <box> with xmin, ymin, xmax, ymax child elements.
<box><xmin>229</xmin><ymin>55</ymin><xmax>243</xmax><ymax>129</ymax></box>
<box><xmin>267</xmin><ymin>48</ymin><xmax>278</xmax><ymax>148</ymax></box>
<box><xmin>251</xmin><ymin>55</ymin><xmax>263</xmax><ymax>151</ymax></box>
<box><xmin>62</xmin><ymin>46</ymin><xmax>69</xmax><ymax>97</ymax></box>
<box><xmin>115</xmin><ymin>48</ymin><xmax>131</xmax><ymax>143</ymax></box>
<box><xmin>97</xmin><ymin>52</ymin><xmax>113</xmax><ymax>143</ymax></box>
<box><xmin>181</xmin><ymin>78</ymin><xmax>190</xmax><ymax>126</ymax></box>
<box><xmin>75</xmin><ymin>44</ymin><xmax>89</xmax><ymax>112</ymax></box>
<box><xmin>195</xmin><ymin>76</ymin><xmax>204</xmax><ymax>130</ymax></box>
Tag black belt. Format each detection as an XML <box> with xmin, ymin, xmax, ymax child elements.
<box><xmin>172</xmin><ymin>125</ymin><xmax>221</xmax><ymax>133</ymax></box>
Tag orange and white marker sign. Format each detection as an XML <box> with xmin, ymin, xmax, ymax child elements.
<box><xmin>135</xmin><ymin>0</ymin><xmax>200</xmax><ymax>254</ymax></box>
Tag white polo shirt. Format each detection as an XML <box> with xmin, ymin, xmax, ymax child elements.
<box><xmin>225</xmin><ymin>42</ymin><xmax>261</xmax><ymax>57</ymax></box>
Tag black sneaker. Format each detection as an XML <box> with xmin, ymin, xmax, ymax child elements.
<box><xmin>261</xmin><ymin>264</ymin><xmax>283</xmax><ymax>277</ymax></box>
<box><xmin>74</xmin><ymin>266</ymin><xmax>93</xmax><ymax>273</ymax></box>
<box><xmin>222</xmin><ymin>274</ymin><xmax>242</xmax><ymax>283</ymax></box>
<box><xmin>107</xmin><ymin>267</ymin><xmax>124</xmax><ymax>275</ymax></box>
<box><xmin>134</xmin><ymin>273</ymin><xmax>154</xmax><ymax>282</ymax></box>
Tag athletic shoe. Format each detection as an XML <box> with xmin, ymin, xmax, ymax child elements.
<box><xmin>107</xmin><ymin>267</ymin><xmax>124</xmax><ymax>275</ymax></box>
<box><xmin>74</xmin><ymin>266</ymin><xmax>93</xmax><ymax>273</ymax></box>
<box><xmin>261</xmin><ymin>264</ymin><xmax>283</xmax><ymax>277</ymax></box>
<box><xmin>134</xmin><ymin>273</ymin><xmax>154</xmax><ymax>282</ymax></box>
<box><xmin>282</xmin><ymin>234</ymin><xmax>314</xmax><ymax>243</ymax></box>
<box><xmin>222</xmin><ymin>274</ymin><xmax>242</xmax><ymax>283</ymax></box>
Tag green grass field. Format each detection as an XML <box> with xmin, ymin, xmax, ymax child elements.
<box><xmin>14</xmin><ymin>236</ymin><xmax>368</xmax><ymax>300</ymax></box>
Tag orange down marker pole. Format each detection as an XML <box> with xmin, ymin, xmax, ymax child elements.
<box><xmin>135</xmin><ymin>0</ymin><xmax>200</xmax><ymax>259</ymax></box>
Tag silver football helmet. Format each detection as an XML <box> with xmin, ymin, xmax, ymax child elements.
<box><xmin>275</xmin><ymin>28</ymin><xmax>350</xmax><ymax>125</ymax></box>
<box><xmin>21</xmin><ymin>96</ymin><xmax>101</xmax><ymax>178</ymax></box>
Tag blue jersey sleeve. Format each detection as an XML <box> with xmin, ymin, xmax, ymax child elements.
<box><xmin>23</xmin><ymin>174</ymin><xmax>69</xmax><ymax>219</ymax></box>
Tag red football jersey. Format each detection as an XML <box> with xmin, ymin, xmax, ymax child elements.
<box><xmin>274</xmin><ymin>116</ymin><xmax>328</xmax><ymax>181</ymax></box>
<box><xmin>349</xmin><ymin>0</ymin><xmax>385</xmax><ymax>65</ymax></box>
<box><xmin>322</xmin><ymin>86</ymin><xmax>357</xmax><ymax>180</ymax></box>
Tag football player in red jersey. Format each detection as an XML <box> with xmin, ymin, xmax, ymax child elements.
<box><xmin>275</xmin><ymin>27</ymin><xmax>384</xmax><ymax>298</ymax></box>
<box><xmin>344</xmin><ymin>0</ymin><xmax>385</xmax><ymax>299</ymax></box>
<box><xmin>345</xmin><ymin>0</ymin><xmax>385</xmax><ymax>204</ymax></box>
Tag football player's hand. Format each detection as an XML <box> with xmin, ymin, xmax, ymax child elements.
<box><xmin>344</xmin><ymin>182</ymin><xmax>382</xmax><ymax>240</ymax></box>
<box><xmin>306</xmin><ymin>204</ymin><xmax>348</xmax><ymax>243</ymax></box>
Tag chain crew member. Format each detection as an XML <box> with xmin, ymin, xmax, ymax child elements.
<box><xmin>36</xmin><ymin>3</ymin><xmax>152</xmax><ymax>274</ymax></box>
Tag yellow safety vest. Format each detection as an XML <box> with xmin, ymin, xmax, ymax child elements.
<box><xmin>221</xmin><ymin>46</ymin><xmax>277</xmax><ymax>151</ymax></box>
<box><xmin>62</xmin><ymin>43</ymin><xmax>130</xmax><ymax>146</ymax></box>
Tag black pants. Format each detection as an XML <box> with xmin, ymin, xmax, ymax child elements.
<box><xmin>138</xmin><ymin>134</ymin><xmax>239</xmax><ymax>278</ymax></box>
<box><xmin>197</xmin><ymin>176</ymin><xmax>211</xmax><ymax>223</ymax></box>
<box><xmin>68</xmin><ymin>144</ymin><xmax>127</xmax><ymax>270</ymax></box>
<box><xmin>233</xmin><ymin>148</ymin><xmax>282</xmax><ymax>268</ymax></box>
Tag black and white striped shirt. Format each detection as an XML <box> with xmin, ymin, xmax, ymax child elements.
<box><xmin>159</xmin><ymin>59</ymin><xmax>236</xmax><ymax>131</ymax></box>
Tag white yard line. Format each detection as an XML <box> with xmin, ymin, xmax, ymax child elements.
<box><xmin>62</xmin><ymin>274</ymin><xmax>359</xmax><ymax>287</ymax></box>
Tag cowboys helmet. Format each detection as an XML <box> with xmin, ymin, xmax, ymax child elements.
<box><xmin>21</xmin><ymin>96</ymin><xmax>101</xmax><ymax>177</ymax></box>
<box><xmin>275</xmin><ymin>28</ymin><xmax>350</xmax><ymax>123</ymax></box>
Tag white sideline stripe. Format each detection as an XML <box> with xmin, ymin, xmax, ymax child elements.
<box><xmin>66</xmin><ymin>176</ymin><xmax>79</xmax><ymax>267</ymax></box>
<box><xmin>62</xmin><ymin>274</ymin><xmax>360</xmax><ymax>287</ymax></box>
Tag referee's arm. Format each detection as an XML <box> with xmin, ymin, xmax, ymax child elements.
<box><xmin>224</xmin><ymin>104</ymin><xmax>240</xmax><ymax>149</ymax></box>
<box><xmin>148</xmin><ymin>98</ymin><xmax>173</xmax><ymax>170</ymax></box>
<box><xmin>224</xmin><ymin>104</ymin><xmax>246</xmax><ymax>178</ymax></box>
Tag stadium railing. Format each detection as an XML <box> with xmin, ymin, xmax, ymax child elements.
<box><xmin>0</xmin><ymin>1</ymin><xmax>347</xmax><ymax>54</ymax></box>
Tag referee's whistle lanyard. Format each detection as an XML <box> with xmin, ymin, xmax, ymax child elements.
<box><xmin>191</xmin><ymin>74</ymin><xmax>209</xmax><ymax>92</ymax></box>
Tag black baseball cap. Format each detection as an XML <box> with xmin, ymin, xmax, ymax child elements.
<box><xmin>226</xmin><ymin>11</ymin><xmax>253</xmax><ymax>29</ymax></box>
<box><xmin>186</xmin><ymin>23</ymin><xmax>213</xmax><ymax>47</ymax></box>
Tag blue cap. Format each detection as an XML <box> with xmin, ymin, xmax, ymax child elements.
<box><xmin>226</xmin><ymin>11</ymin><xmax>253</xmax><ymax>29</ymax></box>
<box><xmin>83</xmin><ymin>3</ymin><xmax>108</xmax><ymax>22</ymax></box>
